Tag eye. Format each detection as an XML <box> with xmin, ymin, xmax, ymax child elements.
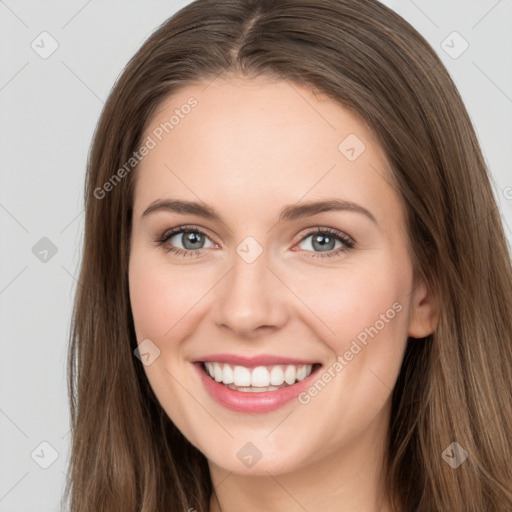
<box><xmin>295</xmin><ymin>227</ymin><xmax>354</xmax><ymax>258</ymax></box>
<box><xmin>156</xmin><ymin>226</ymin><xmax>216</xmax><ymax>258</ymax></box>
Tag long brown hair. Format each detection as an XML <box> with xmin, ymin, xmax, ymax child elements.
<box><xmin>63</xmin><ymin>0</ymin><xmax>512</xmax><ymax>510</ymax></box>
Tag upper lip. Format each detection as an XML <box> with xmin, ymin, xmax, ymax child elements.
<box><xmin>192</xmin><ymin>353</ymin><xmax>320</xmax><ymax>367</ymax></box>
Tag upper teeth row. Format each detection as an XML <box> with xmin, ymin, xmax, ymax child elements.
<box><xmin>204</xmin><ymin>362</ymin><xmax>313</xmax><ymax>387</ymax></box>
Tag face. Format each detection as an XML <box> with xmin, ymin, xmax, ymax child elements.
<box><xmin>128</xmin><ymin>75</ymin><xmax>436</xmax><ymax>477</ymax></box>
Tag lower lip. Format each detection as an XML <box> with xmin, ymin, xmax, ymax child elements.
<box><xmin>195</xmin><ymin>363</ymin><xmax>321</xmax><ymax>413</ymax></box>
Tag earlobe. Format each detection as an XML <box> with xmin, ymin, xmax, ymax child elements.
<box><xmin>408</xmin><ymin>279</ymin><xmax>438</xmax><ymax>339</ymax></box>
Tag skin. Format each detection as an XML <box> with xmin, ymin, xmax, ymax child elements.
<box><xmin>128</xmin><ymin>74</ymin><xmax>437</xmax><ymax>512</ymax></box>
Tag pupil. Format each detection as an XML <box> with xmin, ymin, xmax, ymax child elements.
<box><xmin>184</xmin><ymin>232</ymin><xmax>203</xmax><ymax>249</ymax></box>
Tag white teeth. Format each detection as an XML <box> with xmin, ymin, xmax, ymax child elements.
<box><xmin>213</xmin><ymin>362</ymin><xmax>223</xmax><ymax>382</ymax></box>
<box><xmin>251</xmin><ymin>366</ymin><xmax>270</xmax><ymax>387</ymax></box>
<box><xmin>222</xmin><ymin>364</ymin><xmax>234</xmax><ymax>384</ymax></box>
<box><xmin>205</xmin><ymin>362</ymin><xmax>214</xmax><ymax>378</ymax></box>
<box><xmin>203</xmin><ymin>362</ymin><xmax>314</xmax><ymax>389</ymax></box>
<box><xmin>284</xmin><ymin>365</ymin><xmax>296</xmax><ymax>385</ymax></box>
<box><xmin>233</xmin><ymin>365</ymin><xmax>251</xmax><ymax>386</ymax></box>
<box><xmin>270</xmin><ymin>366</ymin><xmax>285</xmax><ymax>386</ymax></box>
<box><xmin>296</xmin><ymin>365</ymin><xmax>307</xmax><ymax>381</ymax></box>
<box><xmin>225</xmin><ymin>384</ymin><xmax>282</xmax><ymax>392</ymax></box>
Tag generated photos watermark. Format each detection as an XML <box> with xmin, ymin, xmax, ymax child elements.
<box><xmin>94</xmin><ymin>96</ymin><xmax>198</xmax><ymax>200</ymax></box>
<box><xmin>298</xmin><ymin>301</ymin><xmax>403</xmax><ymax>405</ymax></box>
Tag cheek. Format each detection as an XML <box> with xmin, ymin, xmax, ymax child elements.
<box><xmin>128</xmin><ymin>249</ymin><xmax>209</xmax><ymax>341</ymax></box>
<box><xmin>128</xmin><ymin>249</ymin><xmax>203</xmax><ymax>414</ymax></box>
<box><xmin>288</xmin><ymin>256</ymin><xmax>411</xmax><ymax>357</ymax></box>
<box><xmin>285</xmin><ymin>257</ymin><xmax>412</xmax><ymax>431</ymax></box>
<box><xmin>282</xmin><ymin>260</ymin><xmax>411</xmax><ymax>449</ymax></box>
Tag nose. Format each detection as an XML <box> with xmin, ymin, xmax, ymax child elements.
<box><xmin>210</xmin><ymin>248</ymin><xmax>289</xmax><ymax>339</ymax></box>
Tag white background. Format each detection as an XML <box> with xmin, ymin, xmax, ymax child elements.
<box><xmin>0</xmin><ymin>0</ymin><xmax>511</xmax><ymax>510</ymax></box>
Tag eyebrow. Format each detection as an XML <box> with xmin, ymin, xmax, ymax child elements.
<box><xmin>141</xmin><ymin>198</ymin><xmax>378</xmax><ymax>225</ymax></box>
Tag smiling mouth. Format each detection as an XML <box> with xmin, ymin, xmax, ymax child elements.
<box><xmin>201</xmin><ymin>361</ymin><xmax>322</xmax><ymax>393</ymax></box>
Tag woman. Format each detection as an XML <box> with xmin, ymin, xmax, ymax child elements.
<box><xmin>64</xmin><ymin>0</ymin><xmax>512</xmax><ymax>510</ymax></box>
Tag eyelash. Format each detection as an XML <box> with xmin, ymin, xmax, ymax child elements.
<box><xmin>155</xmin><ymin>225</ymin><xmax>355</xmax><ymax>259</ymax></box>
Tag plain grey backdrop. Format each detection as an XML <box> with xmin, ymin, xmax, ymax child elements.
<box><xmin>0</xmin><ymin>0</ymin><xmax>511</xmax><ymax>510</ymax></box>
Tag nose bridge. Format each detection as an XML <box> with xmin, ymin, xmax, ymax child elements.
<box><xmin>211</xmin><ymin>239</ymin><xmax>287</xmax><ymax>336</ymax></box>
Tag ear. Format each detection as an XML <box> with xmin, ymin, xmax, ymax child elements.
<box><xmin>408</xmin><ymin>279</ymin><xmax>438</xmax><ymax>339</ymax></box>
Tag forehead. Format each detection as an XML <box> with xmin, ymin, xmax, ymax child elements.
<box><xmin>133</xmin><ymin>75</ymin><xmax>398</xmax><ymax>224</ymax></box>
